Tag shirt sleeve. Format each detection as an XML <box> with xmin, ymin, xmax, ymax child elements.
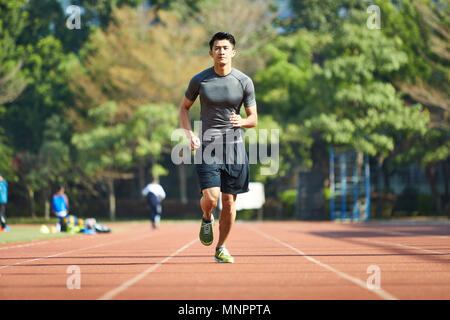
<box><xmin>142</xmin><ymin>185</ymin><xmax>149</xmax><ymax>196</ymax></box>
<box><xmin>160</xmin><ymin>186</ymin><xmax>166</xmax><ymax>200</ymax></box>
<box><xmin>185</xmin><ymin>76</ymin><xmax>200</xmax><ymax>102</ymax></box>
<box><xmin>243</xmin><ymin>77</ymin><xmax>256</xmax><ymax>108</ymax></box>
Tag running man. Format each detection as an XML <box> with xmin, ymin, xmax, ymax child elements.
<box><xmin>179</xmin><ymin>32</ymin><xmax>258</xmax><ymax>263</ymax></box>
<box><xmin>142</xmin><ymin>179</ymin><xmax>166</xmax><ymax>229</ymax></box>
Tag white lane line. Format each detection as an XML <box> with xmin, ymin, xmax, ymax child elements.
<box><xmin>250</xmin><ymin>226</ymin><xmax>399</xmax><ymax>300</ymax></box>
<box><xmin>281</xmin><ymin>224</ymin><xmax>449</xmax><ymax>256</ymax></box>
<box><xmin>322</xmin><ymin>227</ymin><xmax>450</xmax><ymax>255</ymax></box>
<box><xmin>0</xmin><ymin>232</ymin><xmax>152</xmax><ymax>271</ymax></box>
<box><xmin>355</xmin><ymin>227</ymin><xmax>450</xmax><ymax>240</ymax></box>
<box><xmin>0</xmin><ymin>237</ymin><xmax>81</xmax><ymax>251</ymax></box>
<box><xmin>356</xmin><ymin>228</ymin><xmax>450</xmax><ymax>255</ymax></box>
<box><xmin>98</xmin><ymin>238</ymin><xmax>197</xmax><ymax>300</ymax></box>
<box><xmin>0</xmin><ymin>240</ymin><xmax>53</xmax><ymax>251</ymax></box>
<box><xmin>356</xmin><ymin>237</ymin><xmax>449</xmax><ymax>256</ymax></box>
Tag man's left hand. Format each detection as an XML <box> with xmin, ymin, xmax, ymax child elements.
<box><xmin>230</xmin><ymin>112</ymin><xmax>243</xmax><ymax>127</ymax></box>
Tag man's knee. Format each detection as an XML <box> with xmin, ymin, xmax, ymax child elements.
<box><xmin>221</xmin><ymin>194</ymin><xmax>236</xmax><ymax>210</ymax></box>
<box><xmin>202</xmin><ymin>196</ymin><xmax>219</xmax><ymax>209</ymax></box>
<box><xmin>202</xmin><ymin>188</ymin><xmax>220</xmax><ymax>208</ymax></box>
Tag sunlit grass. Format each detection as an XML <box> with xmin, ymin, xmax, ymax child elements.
<box><xmin>0</xmin><ymin>226</ymin><xmax>78</xmax><ymax>244</ymax></box>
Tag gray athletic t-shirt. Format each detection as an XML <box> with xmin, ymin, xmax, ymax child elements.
<box><xmin>185</xmin><ymin>67</ymin><xmax>256</xmax><ymax>142</ymax></box>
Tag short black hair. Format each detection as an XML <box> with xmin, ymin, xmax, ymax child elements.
<box><xmin>209</xmin><ymin>32</ymin><xmax>236</xmax><ymax>50</ymax></box>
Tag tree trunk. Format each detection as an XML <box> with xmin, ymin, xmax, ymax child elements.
<box><xmin>44</xmin><ymin>187</ymin><xmax>50</xmax><ymax>220</ymax></box>
<box><xmin>26</xmin><ymin>185</ymin><xmax>36</xmax><ymax>218</ymax></box>
<box><xmin>301</xmin><ymin>140</ymin><xmax>328</xmax><ymax>221</ymax></box>
<box><xmin>442</xmin><ymin>161</ymin><xmax>448</xmax><ymax>198</ymax></box>
<box><xmin>382</xmin><ymin>160</ymin><xmax>392</xmax><ymax>217</ymax></box>
<box><xmin>376</xmin><ymin>157</ymin><xmax>384</xmax><ymax>219</ymax></box>
<box><xmin>107</xmin><ymin>178</ymin><xmax>116</xmax><ymax>221</ymax></box>
<box><xmin>275</xmin><ymin>177</ymin><xmax>283</xmax><ymax>220</ymax></box>
<box><xmin>178</xmin><ymin>165</ymin><xmax>187</xmax><ymax>204</ymax></box>
<box><xmin>356</xmin><ymin>152</ymin><xmax>363</xmax><ymax>182</ymax></box>
<box><xmin>138</xmin><ymin>160</ymin><xmax>145</xmax><ymax>195</ymax></box>
<box><xmin>426</xmin><ymin>163</ymin><xmax>442</xmax><ymax>215</ymax></box>
<box><xmin>382</xmin><ymin>161</ymin><xmax>390</xmax><ymax>193</ymax></box>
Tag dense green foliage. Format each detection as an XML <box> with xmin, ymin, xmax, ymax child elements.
<box><xmin>0</xmin><ymin>0</ymin><xmax>448</xmax><ymax>218</ymax></box>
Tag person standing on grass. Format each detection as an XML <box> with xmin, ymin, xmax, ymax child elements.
<box><xmin>52</xmin><ymin>186</ymin><xmax>69</xmax><ymax>232</ymax></box>
<box><xmin>142</xmin><ymin>179</ymin><xmax>166</xmax><ymax>229</ymax></box>
<box><xmin>179</xmin><ymin>32</ymin><xmax>258</xmax><ymax>263</ymax></box>
<box><xmin>0</xmin><ymin>174</ymin><xmax>9</xmax><ymax>232</ymax></box>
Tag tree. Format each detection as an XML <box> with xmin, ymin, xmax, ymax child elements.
<box><xmin>0</xmin><ymin>0</ymin><xmax>29</xmax><ymax>181</ymax></box>
<box><xmin>379</xmin><ymin>0</ymin><xmax>449</xmax><ymax>113</ymax></box>
<box><xmin>12</xmin><ymin>115</ymin><xmax>71</xmax><ymax>218</ymax></box>
<box><xmin>70</xmin><ymin>7</ymin><xmax>209</xmax><ymax>120</ymax></box>
<box><xmin>69</xmin><ymin>6</ymin><xmax>210</xmax><ymax>203</ymax></box>
<box><xmin>126</xmin><ymin>102</ymin><xmax>178</xmax><ymax>187</ymax></box>
<box><xmin>36</xmin><ymin>115</ymin><xmax>71</xmax><ymax>219</ymax></box>
<box><xmin>0</xmin><ymin>1</ymin><xmax>32</xmax><ymax>208</ymax></box>
<box><xmin>171</xmin><ymin>0</ymin><xmax>279</xmax><ymax>75</ymax></box>
<box><xmin>255</xmin><ymin>10</ymin><xmax>430</xmax><ymax>218</ymax></box>
<box><xmin>2</xmin><ymin>0</ymin><xmax>146</xmax><ymax>157</ymax></box>
<box><xmin>0</xmin><ymin>0</ymin><xmax>28</xmax><ymax>122</ymax></box>
<box><xmin>72</xmin><ymin>101</ymin><xmax>178</xmax><ymax>220</ymax></box>
<box><xmin>3</xmin><ymin>35</ymin><xmax>73</xmax><ymax>152</ymax></box>
<box><xmin>0</xmin><ymin>129</ymin><xmax>14</xmax><ymax>179</ymax></box>
<box><xmin>284</xmin><ymin>0</ymin><xmax>370</xmax><ymax>33</ymax></box>
<box><xmin>376</xmin><ymin>0</ymin><xmax>449</xmax><ymax>214</ymax></box>
<box><xmin>16</xmin><ymin>0</ymin><xmax>144</xmax><ymax>54</ymax></box>
<box><xmin>72</xmin><ymin>101</ymin><xmax>133</xmax><ymax>220</ymax></box>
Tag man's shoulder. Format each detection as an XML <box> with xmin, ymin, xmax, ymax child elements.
<box><xmin>230</xmin><ymin>68</ymin><xmax>253</xmax><ymax>84</ymax></box>
<box><xmin>191</xmin><ymin>67</ymin><xmax>215</xmax><ymax>82</ymax></box>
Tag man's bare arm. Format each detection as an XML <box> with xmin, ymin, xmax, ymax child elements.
<box><xmin>230</xmin><ymin>105</ymin><xmax>258</xmax><ymax>128</ymax></box>
<box><xmin>179</xmin><ymin>96</ymin><xmax>201</xmax><ymax>150</ymax></box>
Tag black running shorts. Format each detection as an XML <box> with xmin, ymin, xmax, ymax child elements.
<box><xmin>195</xmin><ymin>141</ymin><xmax>249</xmax><ymax>195</ymax></box>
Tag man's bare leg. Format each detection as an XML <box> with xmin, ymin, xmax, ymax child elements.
<box><xmin>216</xmin><ymin>192</ymin><xmax>237</xmax><ymax>249</ymax></box>
<box><xmin>200</xmin><ymin>187</ymin><xmax>221</xmax><ymax>221</ymax></box>
<box><xmin>199</xmin><ymin>187</ymin><xmax>220</xmax><ymax>246</ymax></box>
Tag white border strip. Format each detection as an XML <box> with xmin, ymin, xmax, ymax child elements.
<box><xmin>98</xmin><ymin>238</ymin><xmax>197</xmax><ymax>300</ymax></box>
<box><xmin>250</xmin><ymin>227</ymin><xmax>399</xmax><ymax>300</ymax></box>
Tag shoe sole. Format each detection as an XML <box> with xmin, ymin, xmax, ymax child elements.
<box><xmin>199</xmin><ymin>220</ymin><xmax>214</xmax><ymax>246</ymax></box>
<box><xmin>199</xmin><ymin>228</ymin><xmax>213</xmax><ymax>246</ymax></box>
<box><xmin>201</xmin><ymin>240</ymin><xmax>213</xmax><ymax>246</ymax></box>
<box><xmin>214</xmin><ymin>256</ymin><xmax>234</xmax><ymax>263</ymax></box>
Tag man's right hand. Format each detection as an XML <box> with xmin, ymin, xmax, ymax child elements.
<box><xmin>190</xmin><ymin>134</ymin><xmax>201</xmax><ymax>151</ymax></box>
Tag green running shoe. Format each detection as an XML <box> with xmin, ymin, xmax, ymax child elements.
<box><xmin>199</xmin><ymin>216</ymin><xmax>214</xmax><ymax>246</ymax></box>
<box><xmin>214</xmin><ymin>247</ymin><xmax>234</xmax><ymax>263</ymax></box>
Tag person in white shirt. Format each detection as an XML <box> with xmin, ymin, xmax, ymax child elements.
<box><xmin>142</xmin><ymin>179</ymin><xmax>166</xmax><ymax>229</ymax></box>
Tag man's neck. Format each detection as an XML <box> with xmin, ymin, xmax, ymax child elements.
<box><xmin>214</xmin><ymin>63</ymin><xmax>232</xmax><ymax>76</ymax></box>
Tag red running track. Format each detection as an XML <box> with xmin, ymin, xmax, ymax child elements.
<box><xmin>0</xmin><ymin>220</ymin><xmax>449</xmax><ymax>300</ymax></box>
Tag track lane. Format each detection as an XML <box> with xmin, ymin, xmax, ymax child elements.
<box><xmin>108</xmin><ymin>222</ymin><xmax>387</xmax><ymax>300</ymax></box>
<box><xmin>251</xmin><ymin>221</ymin><xmax>450</xmax><ymax>300</ymax></box>
<box><xmin>0</xmin><ymin>221</ymin><xmax>448</xmax><ymax>300</ymax></box>
<box><xmin>0</xmin><ymin>223</ymin><xmax>184</xmax><ymax>299</ymax></box>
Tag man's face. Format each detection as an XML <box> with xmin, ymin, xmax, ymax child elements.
<box><xmin>209</xmin><ymin>39</ymin><xmax>236</xmax><ymax>65</ymax></box>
